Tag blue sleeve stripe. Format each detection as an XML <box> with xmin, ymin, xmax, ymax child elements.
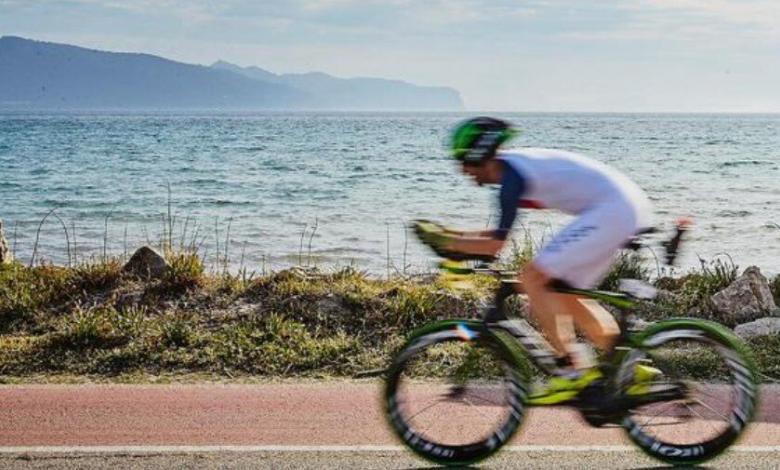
<box><xmin>496</xmin><ymin>160</ymin><xmax>526</xmax><ymax>240</ymax></box>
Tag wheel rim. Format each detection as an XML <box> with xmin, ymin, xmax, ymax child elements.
<box><xmin>386</xmin><ymin>325</ymin><xmax>525</xmax><ymax>463</ymax></box>
<box><xmin>621</xmin><ymin>328</ymin><xmax>757</xmax><ymax>462</ymax></box>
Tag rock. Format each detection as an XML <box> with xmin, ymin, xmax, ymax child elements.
<box><xmin>122</xmin><ymin>246</ymin><xmax>169</xmax><ymax>279</ymax></box>
<box><xmin>711</xmin><ymin>266</ymin><xmax>777</xmax><ymax>325</ymax></box>
<box><xmin>0</xmin><ymin>219</ymin><xmax>12</xmax><ymax>265</ymax></box>
<box><xmin>734</xmin><ymin>317</ymin><xmax>780</xmax><ymax>339</ymax></box>
<box><xmin>315</xmin><ymin>294</ymin><xmax>349</xmax><ymax>317</ymax></box>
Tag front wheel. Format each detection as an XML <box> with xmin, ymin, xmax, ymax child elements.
<box><xmin>384</xmin><ymin>320</ymin><xmax>528</xmax><ymax>466</ymax></box>
<box><xmin>618</xmin><ymin>319</ymin><xmax>759</xmax><ymax>466</ymax></box>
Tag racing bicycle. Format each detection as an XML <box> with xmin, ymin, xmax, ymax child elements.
<box><xmin>384</xmin><ymin>221</ymin><xmax>758</xmax><ymax>466</ymax></box>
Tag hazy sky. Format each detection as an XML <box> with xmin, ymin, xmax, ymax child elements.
<box><xmin>2</xmin><ymin>0</ymin><xmax>779</xmax><ymax>111</ymax></box>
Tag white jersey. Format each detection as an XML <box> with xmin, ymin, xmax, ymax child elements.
<box><xmin>498</xmin><ymin>148</ymin><xmax>652</xmax><ymax>227</ymax></box>
<box><xmin>497</xmin><ymin>148</ymin><xmax>654</xmax><ymax>288</ymax></box>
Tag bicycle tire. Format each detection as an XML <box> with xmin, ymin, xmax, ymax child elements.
<box><xmin>384</xmin><ymin>320</ymin><xmax>528</xmax><ymax>466</ymax></box>
<box><xmin>618</xmin><ymin>319</ymin><xmax>759</xmax><ymax>466</ymax></box>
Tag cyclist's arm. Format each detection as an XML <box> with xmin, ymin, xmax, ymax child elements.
<box><xmin>445</xmin><ymin>228</ymin><xmax>498</xmax><ymax>238</ymax></box>
<box><xmin>449</xmin><ymin>235</ymin><xmax>504</xmax><ymax>257</ymax></box>
<box><xmin>446</xmin><ymin>162</ymin><xmax>525</xmax><ymax>257</ymax></box>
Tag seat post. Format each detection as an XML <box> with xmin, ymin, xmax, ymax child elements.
<box><xmin>484</xmin><ymin>280</ymin><xmax>515</xmax><ymax>323</ymax></box>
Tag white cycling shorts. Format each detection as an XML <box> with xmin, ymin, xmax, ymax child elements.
<box><xmin>533</xmin><ymin>201</ymin><xmax>652</xmax><ymax>289</ymax></box>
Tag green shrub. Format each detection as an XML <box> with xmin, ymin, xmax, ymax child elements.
<box><xmin>654</xmin><ymin>258</ymin><xmax>738</xmax><ymax>317</ymax></box>
<box><xmin>52</xmin><ymin>305</ymin><xmax>146</xmax><ymax>350</ymax></box>
<box><xmin>208</xmin><ymin>313</ymin><xmax>362</xmax><ymax>375</ymax></box>
<box><xmin>599</xmin><ymin>252</ymin><xmax>651</xmax><ymax>291</ymax></box>
<box><xmin>165</xmin><ymin>252</ymin><xmax>204</xmax><ymax>290</ymax></box>
<box><xmin>157</xmin><ymin>313</ymin><xmax>196</xmax><ymax>348</ymax></box>
<box><xmin>72</xmin><ymin>258</ymin><xmax>123</xmax><ymax>292</ymax></box>
<box><xmin>0</xmin><ymin>263</ymin><xmax>72</xmax><ymax>332</ymax></box>
<box><xmin>748</xmin><ymin>335</ymin><xmax>780</xmax><ymax>380</ymax></box>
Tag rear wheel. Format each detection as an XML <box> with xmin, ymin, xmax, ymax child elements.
<box><xmin>385</xmin><ymin>321</ymin><xmax>528</xmax><ymax>466</ymax></box>
<box><xmin>619</xmin><ymin>321</ymin><xmax>758</xmax><ymax>465</ymax></box>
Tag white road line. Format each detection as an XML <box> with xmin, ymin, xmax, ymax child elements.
<box><xmin>0</xmin><ymin>445</ymin><xmax>778</xmax><ymax>454</ymax></box>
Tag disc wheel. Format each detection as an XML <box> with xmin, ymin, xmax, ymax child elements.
<box><xmin>619</xmin><ymin>322</ymin><xmax>758</xmax><ymax>465</ymax></box>
<box><xmin>385</xmin><ymin>321</ymin><xmax>528</xmax><ymax>466</ymax></box>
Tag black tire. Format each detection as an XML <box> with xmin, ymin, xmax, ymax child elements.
<box><xmin>619</xmin><ymin>321</ymin><xmax>759</xmax><ymax>466</ymax></box>
<box><xmin>384</xmin><ymin>321</ymin><xmax>528</xmax><ymax>466</ymax></box>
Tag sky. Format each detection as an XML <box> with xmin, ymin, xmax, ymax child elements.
<box><xmin>1</xmin><ymin>0</ymin><xmax>779</xmax><ymax>111</ymax></box>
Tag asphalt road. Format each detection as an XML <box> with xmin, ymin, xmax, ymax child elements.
<box><xmin>2</xmin><ymin>449</ymin><xmax>780</xmax><ymax>469</ymax></box>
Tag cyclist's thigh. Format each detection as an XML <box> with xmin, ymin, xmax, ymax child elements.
<box><xmin>533</xmin><ymin>203</ymin><xmax>637</xmax><ymax>288</ymax></box>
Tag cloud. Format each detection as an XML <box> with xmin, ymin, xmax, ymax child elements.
<box><xmin>641</xmin><ymin>0</ymin><xmax>780</xmax><ymax>31</ymax></box>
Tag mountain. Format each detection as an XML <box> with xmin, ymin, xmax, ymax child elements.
<box><xmin>0</xmin><ymin>36</ymin><xmax>310</xmax><ymax>109</ymax></box>
<box><xmin>0</xmin><ymin>36</ymin><xmax>464</xmax><ymax>110</ymax></box>
<box><xmin>211</xmin><ymin>60</ymin><xmax>464</xmax><ymax>110</ymax></box>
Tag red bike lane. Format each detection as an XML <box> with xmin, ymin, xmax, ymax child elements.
<box><xmin>0</xmin><ymin>382</ymin><xmax>777</xmax><ymax>447</ymax></box>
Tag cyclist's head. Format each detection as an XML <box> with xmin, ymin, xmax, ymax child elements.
<box><xmin>449</xmin><ymin>117</ymin><xmax>517</xmax><ymax>166</ymax></box>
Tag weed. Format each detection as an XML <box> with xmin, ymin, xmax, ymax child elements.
<box><xmin>51</xmin><ymin>305</ymin><xmax>146</xmax><ymax>350</ymax></box>
<box><xmin>72</xmin><ymin>258</ymin><xmax>123</xmax><ymax>292</ymax></box>
<box><xmin>2</xmin><ymin>258</ymin><xmax>779</xmax><ymax>382</ymax></box>
<box><xmin>599</xmin><ymin>252</ymin><xmax>651</xmax><ymax>291</ymax></box>
<box><xmin>161</xmin><ymin>251</ymin><xmax>204</xmax><ymax>293</ymax></box>
<box><xmin>157</xmin><ymin>313</ymin><xmax>196</xmax><ymax>348</ymax></box>
<box><xmin>0</xmin><ymin>263</ymin><xmax>72</xmax><ymax>332</ymax></box>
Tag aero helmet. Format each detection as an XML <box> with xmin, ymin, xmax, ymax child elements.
<box><xmin>449</xmin><ymin>117</ymin><xmax>517</xmax><ymax>164</ymax></box>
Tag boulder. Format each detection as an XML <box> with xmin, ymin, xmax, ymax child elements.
<box><xmin>711</xmin><ymin>266</ymin><xmax>777</xmax><ymax>325</ymax></box>
<box><xmin>734</xmin><ymin>317</ymin><xmax>780</xmax><ymax>340</ymax></box>
<box><xmin>0</xmin><ymin>219</ymin><xmax>12</xmax><ymax>265</ymax></box>
<box><xmin>122</xmin><ymin>246</ymin><xmax>169</xmax><ymax>279</ymax></box>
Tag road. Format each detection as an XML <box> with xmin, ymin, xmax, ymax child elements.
<box><xmin>0</xmin><ymin>382</ymin><xmax>778</xmax><ymax>468</ymax></box>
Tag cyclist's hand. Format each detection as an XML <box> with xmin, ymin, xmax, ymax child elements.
<box><xmin>412</xmin><ymin>220</ymin><xmax>496</xmax><ymax>262</ymax></box>
<box><xmin>412</xmin><ymin>220</ymin><xmax>449</xmax><ymax>247</ymax></box>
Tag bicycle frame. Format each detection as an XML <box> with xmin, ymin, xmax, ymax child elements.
<box><xmin>481</xmin><ymin>275</ymin><xmax>641</xmax><ymax>377</ymax></box>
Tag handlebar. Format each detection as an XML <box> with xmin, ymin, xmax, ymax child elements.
<box><xmin>439</xmin><ymin>260</ymin><xmax>516</xmax><ymax>278</ymax></box>
<box><xmin>414</xmin><ymin>217</ymin><xmax>692</xmax><ymax>272</ymax></box>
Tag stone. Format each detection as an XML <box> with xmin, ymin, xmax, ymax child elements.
<box><xmin>0</xmin><ymin>219</ymin><xmax>12</xmax><ymax>265</ymax></box>
<box><xmin>734</xmin><ymin>317</ymin><xmax>780</xmax><ymax>339</ymax></box>
<box><xmin>711</xmin><ymin>266</ymin><xmax>777</xmax><ymax>325</ymax></box>
<box><xmin>315</xmin><ymin>294</ymin><xmax>348</xmax><ymax>317</ymax></box>
<box><xmin>122</xmin><ymin>246</ymin><xmax>169</xmax><ymax>279</ymax></box>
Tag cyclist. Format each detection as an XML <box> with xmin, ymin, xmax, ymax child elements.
<box><xmin>423</xmin><ymin>116</ymin><xmax>655</xmax><ymax>403</ymax></box>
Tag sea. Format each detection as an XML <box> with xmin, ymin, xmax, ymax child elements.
<box><xmin>1</xmin><ymin>112</ymin><xmax>778</xmax><ymax>276</ymax></box>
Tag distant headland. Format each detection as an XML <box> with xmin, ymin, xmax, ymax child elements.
<box><xmin>0</xmin><ymin>36</ymin><xmax>464</xmax><ymax>111</ymax></box>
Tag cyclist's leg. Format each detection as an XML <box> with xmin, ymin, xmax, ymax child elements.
<box><xmin>521</xmin><ymin>264</ymin><xmax>617</xmax><ymax>359</ymax></box>
<box><xmin>527</xmin><ymin>203</ymin><xmax>640</xmax><ymax>360</ymax></box>
<box><xmin>520</xmin><ymin>263</ymin><xmax>576</xmax><ymax>358</ymax></box>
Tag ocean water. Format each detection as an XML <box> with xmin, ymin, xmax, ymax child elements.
<box><xmin>1</xmin><ymin>112</ymin><xmax>778</xmax><ymax>276</ymax></box>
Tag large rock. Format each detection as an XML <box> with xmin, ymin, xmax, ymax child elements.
<box><xmin>0</xmin><ymin>219</ymin><xmax>12</xmax><ymax>265</ymax></box>
<box><xmin>711</xmin><ymin>266</ymin><xmax>777</xmax><ymax>325</ymax></box>
<box><xmin>734</xmin><ymin>317</ymin><xmax>780</xmax><ymax>339</ymax></box>
<box><xmin>122</xmin><ymin>246</ymin><xmax>169</xmax><ymax>279</ymax></box>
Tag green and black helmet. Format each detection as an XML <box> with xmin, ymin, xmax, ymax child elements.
<box><xmin>449</xmin><ymin>117</ymin><xmax>517</xmax><ymax>165</ymax></box>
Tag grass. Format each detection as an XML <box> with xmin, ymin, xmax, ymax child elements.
<box><xmin>0</xmin><ymin>247</ymin><xmax>778</xmax><ymax>383</ymax></box>
<box><xmin>0</xmin><ymin>260</ymin><xmax>483</xmax><ymax>379</ymax></box>
<box><xmin>599</xmin><ymin>252</ymin><xmax>651</xmax><ymax>291</ymax></box>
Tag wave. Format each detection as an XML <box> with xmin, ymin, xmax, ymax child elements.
<box><xmin>716</xmin><ymin>209</ymin><xmax>751</xmax><ymax>218</ymax></box>
<box><xmin>720</xmin><ymin>159</ymin><xmax>776</xmax><ymax>167</ymax></box>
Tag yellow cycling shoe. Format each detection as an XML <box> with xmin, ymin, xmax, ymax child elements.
<box><xmin>625</xmin><ymin>363</ymin><xmax>663</xmax><ymax>396</ymax></box>
<box><xmin>527</xmin><ymin>368</ymin><xmax>603</xmax><ymax>406</ymax></box>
